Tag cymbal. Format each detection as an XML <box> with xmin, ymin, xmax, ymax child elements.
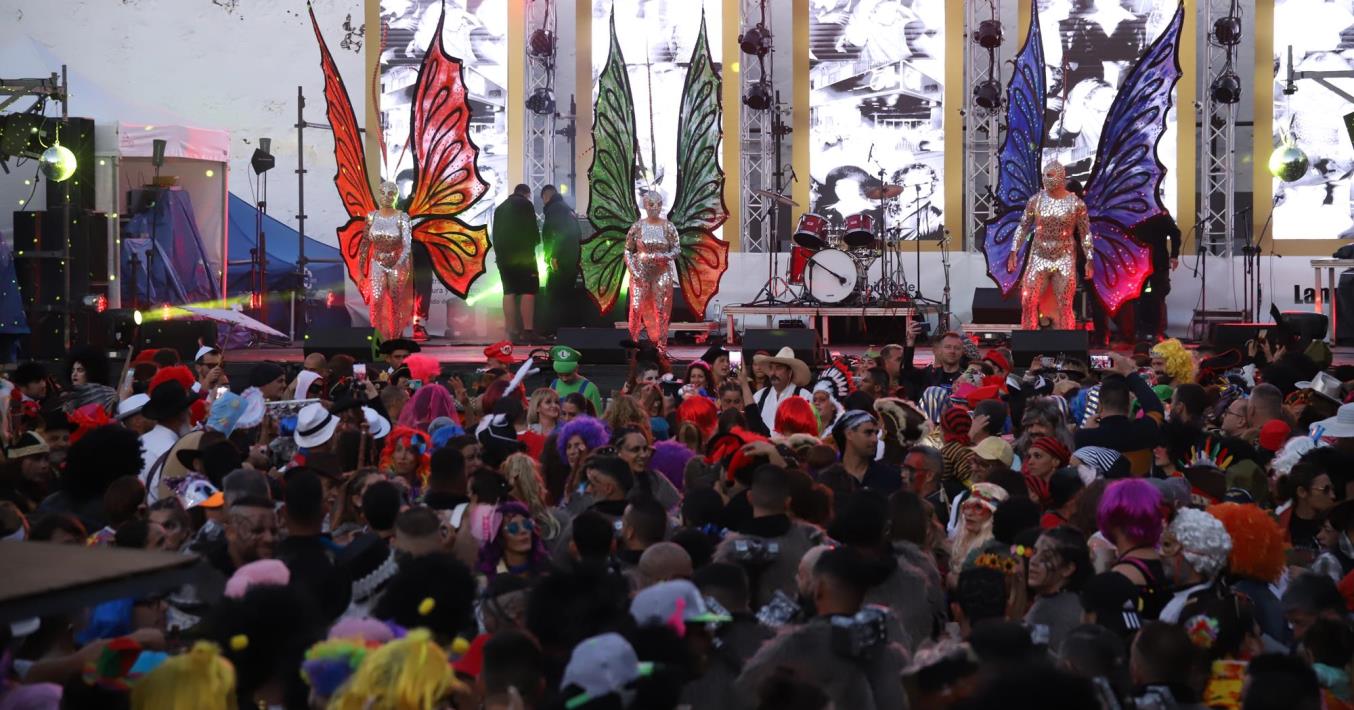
<box><xmin>752</xmin><ymin>189</ymin><xmax>799</xmax><ymax>207</ymax></box>
<box><xmin>864</xmin><ymin>184</ymin><xmax>905</xmax><ymax>200</ymax></box>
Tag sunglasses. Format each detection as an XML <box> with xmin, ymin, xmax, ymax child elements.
<box><xmin>596</xmin><ymin>446</ymin><xmax>618</xmax><ymax>457</ymax></box>
<box><xmin>505</xmin><ymin>520</ymin><xmax>535</xmax><ymax>535</ymax></box>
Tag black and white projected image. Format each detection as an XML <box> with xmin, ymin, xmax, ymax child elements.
<box><xmin>1272</xmin><ymin>0</ymin><xmax>1354</xmax><ymax>239</ymax></box>
<box><xmin>808</xmin><ymin>0</ymin><xmax>945</xmax><ymax>242</ymax></box>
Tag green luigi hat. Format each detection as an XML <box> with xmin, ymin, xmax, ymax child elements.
<box><xmin>552</xmin><ymin>345</ymin><xmax>582</xmax><ymax>374</ymax></box>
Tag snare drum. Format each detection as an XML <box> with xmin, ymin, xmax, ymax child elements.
<box><xmin>788</xmin><ymin>245</ymin><xmax>814</xmax><ymax>285</ymax></box>
<box><xmin>805</xmin><ymin>248</ymin><xmax>859</xmax><ymax>304</ymax></box>
<box><xmin>793</xmin><ymin>212</ymin><xmax>831</xmax><ymax>250</ymax></box>
<box><xmin>842</xmin><ymin>212</ymin><xmax>878</xmax><ymax>249</ymax></box>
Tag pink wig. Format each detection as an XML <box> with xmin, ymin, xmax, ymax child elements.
<box><xmin>774</xmin><ymin>396</ymin><xmax>820</xmax><ymax>437</ymax></box>
<box><xmin>1097</xmin><ymin>478</ymin><xmax>1164</xmax><ymax>547</ymax></box>
<box><xmin>224</xmin><ymin>559</ymin><xmax>290</xmax><ymax>599</ymax></box>
<box><xmin>399</xmin><ymin>384</ymin><xmax>460</xmax><ymax>430</ymax></box>
<box><xmin>402</xmin><ymin>353</ymin><xmax>441</xmax><ymax>384</ymax></box>
<box><xmin>675</xmin><ymin>396</ymin><xmax>719</xmax><ymax>440</ymax></box>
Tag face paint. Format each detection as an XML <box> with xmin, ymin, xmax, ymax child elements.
<box><xmin>379</xmin><ymin>181</ymin><xmax>399</xmax><ymax>208</ymax></box>
<box><xmin>1041</xmin><ymin>161</ymin><xmax>1067</xmax><ymax>191</ymax></box>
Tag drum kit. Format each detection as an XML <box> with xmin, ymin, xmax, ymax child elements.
<box><xmin>764</xmin><ymin>182</ymin><xmax>917</xmax><ymax>306</ymax></box>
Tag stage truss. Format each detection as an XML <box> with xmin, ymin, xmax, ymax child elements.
<box><xmin>964</xmin><ymin>0</ymin><xmax>1002</xmax><ymax>253</ymax></box>
<box><xmin>739</xmin><ymin>0</ymin><xmax>774</xmax><ymax>254</ymax></box>
<box><xmin>1199</xmin><ymin>0</ymin><xmax>1237</xmax><ymax>258</ymax></box>
<box><xmin>526</xmin><ymin>0</ymin><xmax>557</xmax><ymax>193</ymax></box>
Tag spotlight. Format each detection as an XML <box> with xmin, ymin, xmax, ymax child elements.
<box><xmin>133</xmin><ymin>309</ymin><xmax>143</xmax><ymax>326</ymax></box>
<box><xmin>974</xmin><ymin>19</ymin><xmax>1003</xmax><ymax>49</ymax></box>
<box><xmin>1269</xmin><ymin>143</ymin><xmax>1310</xmax><ymax>182</ymax></box>
<box><xmin>743</xmin><ymin>81</ymin><xmax>773</xmax><ymax>111</ymax></box>
<box><xmin>739</xmin><ymin>23</ymin><xmax>772</xmax><ymax>57</ymax></box>
<box><xmin>81</xmin><ymin>293</ymin><xmax>108</xmax><ymax>313</ymax></box>
<box><xmin>151</xmin><ymin>138</ymin><xmax>166</xmax><ymax>168</ymax></box>
<box><xmin>529</xmin><ymin>28</ymin><xmax>555</xmax><ymax>57</ymax></box>
<box><xmin>973</xmin><ymin>79</ymin><xmax>1002</xmax><ymax>110</ymax></box>
<box><xmin>1210</xmin><ymin>70</ymin><xmax>1242</xmax><ymax>104</ymax></box>
<box><xmin>250</xmin><ymin>137</ymin><xmax>274</xmax><ymax>174</ymax></box>
<box><xmin>526</xmin><ymin>87</ymin><xmax>556</xmax><ymax>116</ymax></box>
<box><xmin>1214</xmin><ymin>16</ymin><xmax>1242</xmax><ymax>46</ymax></box>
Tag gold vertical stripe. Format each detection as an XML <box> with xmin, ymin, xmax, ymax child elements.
<box><xmin>792</xmin><ymin>0</ymin><xmax>810</xmax><ymax>225</ymax></box>
<box><xmin>1177</xmin><ymin>0</ymin><xmax>1197</xmax><ymax>254</ymax></box>
<box><xmin>722</xmin><ymin>0</ymin><xmax>741</xmax><ymax>252</ymax></box>
<box><xmin>943</xmin><ymin>0</ymin><xmax>963</xmax><ymax>248</ymax></box>
<box><xmin>1018</xmin><ymin>0</ymin><xmax>1030</xmax><ymax>40</ymax></box>
<box><xmin>1255</xmin><ymin>0</ymin><xmax>1274</xmax><ymax>254</ymax></box>
<box><xmin>576</xmin><ymin>1</ymin><xmax>594</xmax><ymax>212</ymax></box>
<box><xmin>365</xmin><ymin>0</ymin><xmax>381</xmax><ymax>186</ymax></box>
<box><xmin>508</xmin><ymin>0</ymin><xmax>526</xmax><ymax>188</ymax></box>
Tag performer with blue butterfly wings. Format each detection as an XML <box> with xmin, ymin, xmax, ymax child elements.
<box><xmin>982</xmin><ymin>3</ymin><xmax>1185</xmax><ymax>331</ymax></box>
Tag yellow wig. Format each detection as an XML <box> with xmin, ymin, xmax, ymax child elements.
<box><xmin>1151</xmin><ymin>338</ymin><xmax>1196</xmax><ymax>384</ymax></box>
<box><xmin>130</xmin><ymin>641</ymin><xmax>237</xmax><ymax>710</ymax></box>
<box><xmin>328</xmin><ymin>629</ymin><xmax>461</xmax><ymax>710</ymax></box>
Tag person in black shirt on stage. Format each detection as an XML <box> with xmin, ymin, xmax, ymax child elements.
<box><xmin>1131</xmin><ymin>213</ymin><xmax>1182</xmax><ymax>342</ymax></box>
<box><xmin>492</xmin><ymin>184</ymin><xmax>542</xmax><ymax>342</ymax></box>
<box><xmin>539</xmin><ymin>185</ymin><xmax>581</xmax><ymax>337</ymax></box>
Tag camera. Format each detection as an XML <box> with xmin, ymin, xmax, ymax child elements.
<box><xmin>755</xmin><ymin>590</ymin><xmax>803</xmax><ymax>629</ymax></box>
<box><xmin>730</xmin><ymin>537</ymin><xmax>781</xmax><ymax>566</ymax></box>
<box><xmin>830</xmin><ymin>605</ymin><xmax>891</xmax><ymax>660</ymax></box>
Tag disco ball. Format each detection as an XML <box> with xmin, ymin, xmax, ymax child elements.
<box><xmin>1268</xmin><ymin>144</ymin><xmax>1310</xmax><ymax>182</ymax></box>
<box><xmin>39</xmin><ymin>144</ymin><xmax>77</xmax><ymax>182</ymax></box>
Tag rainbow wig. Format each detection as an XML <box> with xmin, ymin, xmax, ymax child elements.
<box><xmin>774</xmin><ymin>396</ymin><xmax>820</xmax><ymax>438</ymax></box>
<box><xmin>1206</xmin><ymin>502</ymin><xmax>1286</xmax><ymax>584</ymax></box>
<box><xmin>328</xmin><ymin>628</ymin><xmax>461</xmax><ymax>710</ymax></box>
<box><xmin>130</xmin><ymin>641</ymin><xmax>236</xmax><ymax>710</ymax></box>
<box><xmin>555</xmin><ymin>415</ymin><xmax>611</xmax><ymax>460</ymax></box>
<box><xmin>381</xmin><ymin>426</ymin><xmax>432</xmax><ymax>485</ymax></box>
<box><xmin>301</xmin><ymin>638</ymin><xmax>376</xmax><ymax>701</ymax></box>
<box><xmin>1150</xmin><ymin>338</ymin><xmax>1196</xmax><ymax>384</ymax></box>
<box><xmin>675</xmin><ymin>395</ymin><xmax>719</xmax><ymax>441</ymax></box>
<box><xmin>1097</xmin><ymin>478</ymin><xmax>1164</xmax><ymax>548</ymax></box>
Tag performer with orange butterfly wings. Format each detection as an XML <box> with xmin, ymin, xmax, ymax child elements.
<box><xmin>309</xmin><ymin>5</ymin><xmax>491</xmax><ymax>340</ymax></box>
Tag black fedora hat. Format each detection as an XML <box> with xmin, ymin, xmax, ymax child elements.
<box><xmin>142</xmin><ymin>380</ymin><xmax>195</xmax><ymax>421</ymax></box>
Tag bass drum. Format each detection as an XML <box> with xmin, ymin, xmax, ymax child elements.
<box><xmin>805</xmin><ymin>248</ymin><xmax>859</xmax><ymax>304</ymax></box>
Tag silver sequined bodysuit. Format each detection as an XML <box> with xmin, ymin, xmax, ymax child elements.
<box><xmin>363</xmin><ymin>209</ymin><xmax>414</xmax><ymax>341</ymax></box>
<box><xmin>1013</xmin><ymin>192</ymin><xmax>1093</xmax><ymax>330</ymax></box>
<box><xmin>625</xmin><ymin>219</ymin><xmax>680</xmax><ymax>350</ymax></box>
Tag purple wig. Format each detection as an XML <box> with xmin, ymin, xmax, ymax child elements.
<box><xmin>649</xmin><ymin>439</ymin><xmax>695</xmax><ymax>491</ymax></box>
<box><xmin>476</xmin><ymin>501</ymin><xmax>550</xmax><ymax>579</ymax></box>
<box><xmin>1097</xmin><ymin>478</ymin><xmax>1164</xmax><ymax>547</ymax></box>
<box><xmin>555</xmin><ymin>415</ymin><xmax>611</xmax><ymax>460</ymax></box>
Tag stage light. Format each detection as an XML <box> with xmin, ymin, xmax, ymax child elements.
<box><xmin>251</xmin><ymin>137</ymin><xmax>274</xmax><ymax>174</ymax></box>
<box><xmin>526</xmin><ymin>87</ymin><xmax>556</xmax><ymax>116</ymax></box>
<box><xmin>39</xmin><ymin>143</ymin><xmax>77</xmax><ymax>182</ymax></box>
<box><xmin>1210</xmin><ymin>70</ymin><xmax>1242</xmax><ymax>104</ymax></box>
<box><xmin>1214</xmin><ymin>15</ymin><xmax>1242</xmax><ymax>46</ymax></box>
<box><xmin>529</xmin><ymin>28</ymin><xmax>555</xmax><ymax>57</ymax></box>
<box><xmin>1269</xmin><ymin>143</ymin><xmax>1310</xmax><ymax>182</ymax></box>
<box><xmin>80</xmin><ymin>293</ymin><xmax>108</xmax><ymax>313</ymax></box>
<box><xmin>975</xmin><ymin>19</ymin><xmax>1003</xmax><ymax>49</ymax></box>
<box><xmin>739</xmin><ymin>23</ymin><xmax>772</xmax><ymax>57</ymax></box>
<box><xmin>974</xmin><ymin>79</ymin><xmax>1002</xmax><ymax>110</ymax></box>
<box><xmin>151</xmin><ymin>138</ymin><xmax>166</xmax><ymax>168</ymax></box>
<box><xmin>743</xmin><ymin>81</ymin><xmax>773</xmax><ymax>111</ymax></box>
<box><xmin>133</xmin><ymin>309</ymin><xmax>143</xmax><ymax>325</ymax></box>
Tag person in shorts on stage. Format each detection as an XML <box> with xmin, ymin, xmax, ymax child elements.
<box><xmin>492</xmin><ymin>184</ymin><xmax>542</xmax><ymax>343</ymax></box>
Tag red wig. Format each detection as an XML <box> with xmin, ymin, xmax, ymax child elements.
<box><xmin>774</xmin><ymin>396</ymin><xmax>819</xmax><ymax>437</ymax></box>
<box><xmin>1206</xmin><ymin>502</ymin><xmax>1286</xmax><ymax>584</ymax></box>
<box><xmin>148</xmin><ymin>365</ymin><xmax>195</xmax><ymax>394</ymax></box>
<box><xmin>380</xmin><ymin>426</ymin><xmax>432</xmax><ymax>486</ymax></box>
<box><xmin>676</xmin><ymin>396</ymin><xmax>719</xmax><ymax>441</ymax></box>
<box><xmin>705</xmin><ymin>426</ymin><xmax>770</xmax><ymax>485</ymax></box>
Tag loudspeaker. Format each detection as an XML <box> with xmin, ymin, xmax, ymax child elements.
<box><xmin>1009</xmin><ymin>330</ymin><xmax>1088</xmax><ymax>369</ymax></box>
<box><xmin>1338</xmin><ymin>270</ymin><xmax>1354</xmax><ymax>345</ymax></box>
<box><xmin>971</xmin><ymin>287</ymin><xmax>1021</xmax><ymax>324</ymax></box>
<box><xmin>137</xmin><ymin>320</ymin><xmax>218</xmax><ymax>362</ymax></box>
<box><xmin>555</xmin><ymin>327</ymin><xmax>629</xmax><ymax>365</ymax></box>
<box><xmin>302</xmin><ymin>327</ymin><xmax>375</xmax><ymax>362</ymax></box>
<box><xmin>1280</xmin><ymin>311</ymin><xmax>1329</xmax><ymax>342</ymax></box>
<box><xmin>1209</xmin><ymin>322</ymin><xmax>1269</xmax><ymax>350</ymax></box>
<box><xmin>741</xmin><ymin>328</ymin><xmax>822</xmax><ymax>369</ymax></box>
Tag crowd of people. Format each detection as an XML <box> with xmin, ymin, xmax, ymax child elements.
<box><xmin>3</xmin><ymin>320</ymin><xmax>1354</xmax><ymax>710</ymax></box>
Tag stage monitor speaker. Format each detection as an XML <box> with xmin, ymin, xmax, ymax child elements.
<box><xmin>303</xmin><ymin>327</ymin><xmax>375</xmax><ymax>362</ymax></box>
<box><xmin>1009</xmin><ymin>330</ymin><xmax>1088</xmax><ymax>370</ymax></box>
<box><xmin>971</xmin><ymin>287</ymin><xmax>1021</xmax><ymax>325</ymax></box>
<box><xmin>555</xmin><ymin>327</ymin><xmax>629</xmax><ymax>365</ymax></box>
<box><xmin>1209</xmin><ymin>322</ymin><xmax>1269</xmax><ymax>351</ymax></box>
<box><xmin>1339</xmin><ymin>271</ymin><xmax>1354</xmax><ymax>345</ymax></box>
<box><xmin>741</xmin><ymin>328</ymin><xmax>822</xmax><ymax>369</ymax></box>
<box><xmin>137</xmin><ymin>320</ymin><xmax>218</xmax><ymax>362</ymax></box>
<box><xmin>1280</xmin><ymin>311</ymin><xmax>1329</xmax><ymax>343</ymax></box>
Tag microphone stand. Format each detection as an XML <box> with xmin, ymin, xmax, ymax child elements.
<box><xmin>749</xmin><ymin>93</ymin><xmax>792</xmax><ymax>306</ymax></box>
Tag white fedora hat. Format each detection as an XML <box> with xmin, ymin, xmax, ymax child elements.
<box><xmin>294</xmin><ymin>403</ymin><xmax>340</xmax><ymax>449</ymax></box>
<box><xmin>1315</xmin><ymin>402</ymin><xmax>1354</xmax><ymax>440</ymax></box>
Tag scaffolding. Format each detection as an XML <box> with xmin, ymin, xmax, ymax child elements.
<box><xmin>963</xmin><ymin>0</ymin><xmax>1003</xmax><ymax>252</ymax></box>
<box><xmin>525</xmin><ymin>0</ymin><xmax>557</xmax><ymax>193</ymax></box>
<box><xmin>1199</xmin><ymin>0</ymin><xmax>1238</xmax><ymax>258</ymax></box>
<box><xmin>738</xmin><ymin>0</ymin><xmax>774</xmax><ymax>253</ymax></box>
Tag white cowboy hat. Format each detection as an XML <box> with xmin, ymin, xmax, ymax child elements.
<box><xmin>1315</xmin><ymin>402</ymin><xmax>1354</xmax><ymax>440</ymax></box>
<box><xmin>754</xmin><ymin>346</ymin><xmax>811</xmax><ymax>387</ymax></box>
<box><xmin>1297</xmin><ymin>371</ymin><xmax>1343</xmax><ymax>404</ymax></box>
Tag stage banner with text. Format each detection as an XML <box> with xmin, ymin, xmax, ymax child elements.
<box><xmin>808</xmin><ymin>0</ymin><xmax>945</xmax><ymax>242</ymax></box>
<box><xmin>1036</xmin><ymin>0</ymin><xmax>1179</xmax><ymax>218</ymax></box>
<box><xmin>1271</xmin><ymin>0</ymin><xmax>1354</xmax><ymax>239</ymax></box>
<box><xmin>588</xmin><ymin>0</ymin><xmax>725</xmax><ymax>241</ymax></box>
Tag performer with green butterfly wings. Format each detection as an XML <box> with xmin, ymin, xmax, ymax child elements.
<box><xmin>582</xmin><ymin>11</ymin><xmax>730</xmax><ymax>354</ymax></box>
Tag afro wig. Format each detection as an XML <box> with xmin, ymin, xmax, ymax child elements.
<box><xmin>554</xmin><ymin>415</ymin><xmax>611</xmax><ymax>461</ymax></box>
<box><xmin>649</xmin><ymin>439</ymin><xmax>695</xmax><ymax>490</ymax></box>
<box><xmin>373</xmin><ymin>553</ymin><xmax>478</xmax><ymax>643</ymax></box>
<box><xmin>1150</xmin><ymin>338</ymin><xmax>1196</xmax><ymax>384</ymax></box>
<box><xmin>1206</xmin><ymin>502</ymin><xmax>1286</xmax><ymax>584</ymax></box>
